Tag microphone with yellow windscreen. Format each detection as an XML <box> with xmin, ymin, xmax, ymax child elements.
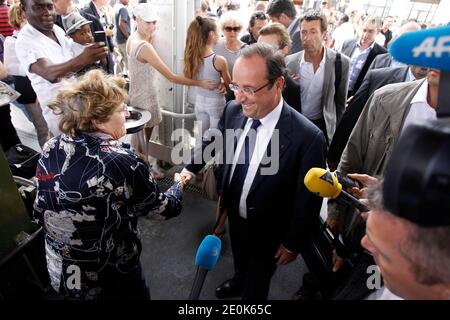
<box><xmin>304</xmin><ymin>168</ymin><xmax>342</xmax><ymax>198</ymax></box>
<box><xmin>304</xmin><ymin>168</ymin><xmax>369</xmax><ymax>212</ymax></box>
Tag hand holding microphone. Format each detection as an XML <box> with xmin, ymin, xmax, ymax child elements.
<box><xmin>346</xmin><ymin>173</ymin><xmax>378</xmax><ymax>199</ymax></box>
<box><xmin>304</xmin><ymin>168</ymin><xmax>370</xmax><ymax>213</ymax></box>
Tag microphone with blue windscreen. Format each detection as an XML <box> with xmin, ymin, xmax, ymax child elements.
<box><xmin>389</xmin><ymin>25</ymin><xmax>450</xmax><ymax>117</ymax></box>
<box><xmin>188</xmin><ymin>235</ymin><xmax>221</xmax><ymax>300</ymax></box>
<box><xmin>389</xmin><ymin>25</ymin><xmax>450</xmax><ymax>72</ymax></box>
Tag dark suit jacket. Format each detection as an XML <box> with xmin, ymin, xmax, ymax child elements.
<box><xmin>80</xmin><ymin>2</ymin><xmax>114</xmax><ymax>74</ymax></box>
<box><xmin>328</xmin><ymin>66</ymin><xmax>409</xmax><ymax>165</ymax></box>
<box><xmin>283</xmin><ymin>74</ymin><xmax>301</xmax><ymax>113</ymax></box>
<box><xmin>288</xmin><ymin>17</ymin><xmax>303</xmax><ymax>55</ymax></box>
<box><xmin>341</xmin><ymin>39</ymin><xmax>387</xmax><ymax>94</ymax></box>
<box><xmin>367</xmin><ymin>52</ymin><xmax>393</xmax><ymax>71</ymax></box>
<box><xmin>240</xmin><ymin>33</ymin><xmax>257</xmax><ymax>45</ymax></box>
<box><xmin>186</xmin><ymin>100</ymin><xmax>327</xmax><ymax>255</ymax></box>
<box><xmin>54</xmin><ymin>15</ymin><xmax>64</xmax><ymax>30</ymax></box>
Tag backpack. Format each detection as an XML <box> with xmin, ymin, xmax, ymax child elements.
<box><xmin>334</xmin><ymin>52</ymin><xmax>342</xmax><ymax>107</ymax></box>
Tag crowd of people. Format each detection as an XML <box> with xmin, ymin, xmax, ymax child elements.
<box><xmin>0</xmin><ymin>0</ymin><xmax>448</xmax><ymax>300</ymax></box>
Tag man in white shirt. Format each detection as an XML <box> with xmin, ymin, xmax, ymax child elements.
<box><xmin>181</xmin><ymin>43</ymin><xmax>327</xmax><ymax>300</ymax></box>
<box><xmin>286</xmin><ymin>10</ymin><xmax>350</xmax><ymax>142</ymax></box>
<box><xmin>16</xmin><ymin>0</ymin><xmax>108</xmax><ymax>136</ymax></box>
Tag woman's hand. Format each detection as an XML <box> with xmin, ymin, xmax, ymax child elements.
<box><xmin>174</xmin><ymin>173</ymin><xmax>189</xmax><ymax>189</ymax></box>
<box><xmin>200</xmin><ymin>80</ymin><xmax>217</xmax><ymax>90</ymax></box>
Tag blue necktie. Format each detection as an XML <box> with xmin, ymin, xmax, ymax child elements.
<box><xmin>228</xmin><ymin>119</ymin><xmax>262</xmax><ymax>211</ymax></box>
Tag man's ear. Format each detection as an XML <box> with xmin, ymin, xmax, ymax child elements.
<box><xmin>276</xmin><ymin>75</ymin><xmax>285</xmax><ymax>90</ymax></box>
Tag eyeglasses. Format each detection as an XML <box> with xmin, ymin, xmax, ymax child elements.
<box><xmin>229</xmin><ymin>82</ymin><xmax>271</xmax><ymax>96</ymax></box>
<box><xmin>224</xmin><ymin>26</ymin><xmax>242</xmax><ymax>32</ymax></box>
<box><xmin>253</xmin><ymin>12</ymin><xmax>268</xmax><ymax>20</ymax></box>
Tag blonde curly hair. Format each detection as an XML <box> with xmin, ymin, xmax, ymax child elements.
<box><xmin>8</xmin><ymin>3</ymin><xmax>25</xmax><ymax>29</ymax></box>
<box><xmin>48</xmin><ymin>70</ymin><xmax>127</xmax><ymax>137</ymax></box>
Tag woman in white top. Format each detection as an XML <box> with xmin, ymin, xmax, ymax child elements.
<box><xmin>126</xmin><ymin>3</ymin><xmax>216</xmax><ymax>176</ymax></box>
<box><xmin>4</xmin><ymin>3</ymin><xmax>48</xmax><ymax>147</ymax></box>
<box><xmin>184</xmin><ymin>16</ymin><xmax>231</xmax><ymax>137</ymax></box>
<box><xmin>213</xmin><ymin>11</ymin><xmax>246</xmax><ymax>101</ymax></box>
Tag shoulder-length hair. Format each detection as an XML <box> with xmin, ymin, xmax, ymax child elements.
<box><xmin>48</xmin><ymin>70</ymin><xmax>127</xmax><ymax>137</ymax></box>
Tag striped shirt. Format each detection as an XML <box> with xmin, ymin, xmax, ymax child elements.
<box><xmin>0</xmin><ymin>5</ymin><xmax>14</xmax><ymax>37</ymax></box>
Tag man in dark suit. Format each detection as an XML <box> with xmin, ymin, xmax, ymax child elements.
<box><xmin>340</xmin><ymin>17</ymin><xmax>387</xmax><ymax>97</ymax></box>
<box><xmin>257</xmin><ymin>22</ymin><xmax>301</xmax><ymax>113</ymax></box>
<box><xmin>266</xmin><ymin>0</ymin><xmax>303</xmax><ymax>54</ymax></box>
<box><xmin>181</xmin><ymin>43</ymin><xmax>327</xmax><ymax>300</ymax></box>
<box><xmin>80</xmin><ymin>0</ymin><xmax>115</xmax><ymax>74</ymax></box>
<box><xmin>327</xmin><ymin>65</ymin><xmax>428</xmax><ymax>169</ymax></box>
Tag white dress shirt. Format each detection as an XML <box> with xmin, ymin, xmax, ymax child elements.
<box><xmin>229</xmin><ymin>98</ymin><xmax>283</xmax><ymax>219</ymax></box>
<box><xmin>299</xmin><ymin>51</ymin><xmax>326</xmax><ymax>121</ymax></box>
<box><xmin>4</xmin><ymin>31</ymin><xmax>26</xmax><ymax>76</ymax></box>
<box><xmin>401</xmin><ymin>79</ymin><xmax>437</xmax><ymax>134</ymax></box>
<box><xmin>405</xmin><ymin>67</ymin><xmax>416</xmax><ymax>82</ymax></box>
<box><xmin>15</xmin><ymin>24</ymin><xmax>78</xmax><ymax>136</ymax></box>
<box><xmin>365</xmin><ymin>286</ymin><xmax>403</xmax><ymax>300</ymax></box>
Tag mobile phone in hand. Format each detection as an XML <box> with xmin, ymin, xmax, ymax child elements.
<box><xmin>94</xmin><ymin>30</ymin><xmax>106</xmax><ymax>43</ymax></box>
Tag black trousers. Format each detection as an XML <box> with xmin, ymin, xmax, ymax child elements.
<box><xmin>60</xmin><ymin>262</ymin><xmax>150</xmax><ymax>300</ymax></box>
<box><xmin>228</xmin><ymin>215</ymin><xmax>278</xmax><ymax>300</ymax></box>
<box><xmin>0</xmin><ymin>104</ymin><xmax>21</xmax><ymax>152</ymax></box>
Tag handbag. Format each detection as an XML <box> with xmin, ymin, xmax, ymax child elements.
<box><xmin>5</xmin><ymin>144</ymin><xmax>40</xmax><ymax>179</ymax></box>
<box><xmin>201</xmin><ymin>161</ymin><xmax>219</xmax><ymax>201</ymax></box>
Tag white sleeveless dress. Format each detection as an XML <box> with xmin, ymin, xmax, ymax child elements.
<box><xmin>128</xmin><ymin>40</ymin><xmax>162</xmax><ymax>128</ymax></box>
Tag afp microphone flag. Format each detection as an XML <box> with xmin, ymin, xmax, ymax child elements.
<box><xmin>389</xmin><ymin>25</ymin><xmax>450</xmax><ymax>71</ymax></box>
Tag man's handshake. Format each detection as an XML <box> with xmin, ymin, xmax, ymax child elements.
<box><xmin>174</xmin><ymin>172</ymin><xmax>194</xmax><ymax>189</ymax></box>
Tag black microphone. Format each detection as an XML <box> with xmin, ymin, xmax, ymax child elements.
<box><xmin>189</xmin><ymin>235</ymin><xmax>221</xmax><ymax>300</ymax></box>
<box><xmin>333</xmin><ymin>171</ymin><xmax>362</xmax><ymax>190</ymax></box>
<box><xmin>304</xmin><ymin>168</ymin><xmax>370</xmax><ymax>212</ymax></box>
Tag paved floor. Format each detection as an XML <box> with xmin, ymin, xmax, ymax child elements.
<box><xmin>139</xmin><ymin>187</ymin><xmax>308</xmax><ymax>300</ymax></box>
<box><xmin>10</xmin><ymin>105</ymin><xmax>313</xmax><ymax>300</ymax></box>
